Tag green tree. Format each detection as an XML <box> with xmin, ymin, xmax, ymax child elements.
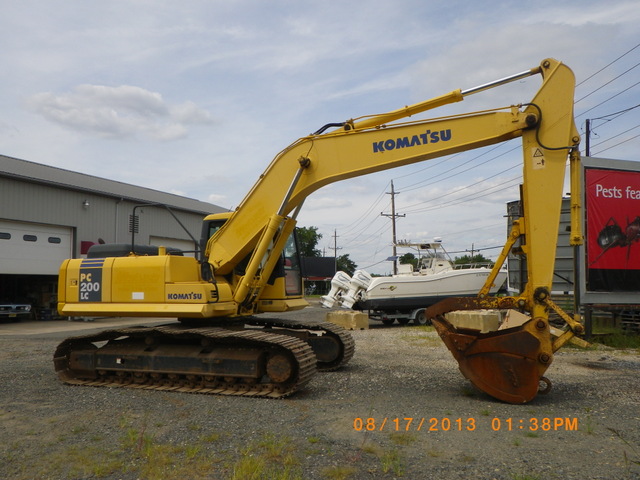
<box><xmin>454</xmin><ymin>253</ymin><xmax>492</xmax><ymax>266</ymax></box>
<box><xmin>399</xmin><ymin>252</ymin><xmax>418</xmax><ymax>269</ymax></box>
<box><xmin>297</xmin><ymin>226</ymin><xmax>322</xmax><ymax>257</ymax></box>
<box><xmin>337</xmin><ymin>254</ymin><xmax>357</xmax><ymax>276</ymax></box>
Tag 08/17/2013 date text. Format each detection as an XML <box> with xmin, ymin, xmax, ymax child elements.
<box><xmin>352</xmin><ymin>417</ymin><xmax>579</xmax><ymax>432</ymax></box>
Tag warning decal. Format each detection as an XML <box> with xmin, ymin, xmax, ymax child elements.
<box><xmin>532</xmin><ymin>147</ymin><xmax>545</xmax><ymax>169</ymax></box>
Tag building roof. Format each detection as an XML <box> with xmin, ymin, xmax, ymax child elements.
<box><xmin>302</xmin><ymin>256</ymin><xmax>336</xmax><ymax>280</ymax></box>
<box><xmin>0</xmin><ymin>154</ymin><xmax>225</xmax><ymax>215</ymax></box>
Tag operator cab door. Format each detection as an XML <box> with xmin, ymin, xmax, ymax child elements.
<box><xmin>283</xmin><ymin>232</ymin><xmax>303</xmax><ymax>296</ymax></box>
<box><xmin>201</xmin><ymin>217</ymin><xmax>303</xmax><ymax>296</ymax></box>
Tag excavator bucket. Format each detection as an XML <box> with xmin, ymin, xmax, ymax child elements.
<box><xmin>426</xmin><ymin>297</ymin><xmax>553</xmax><ymax>404</ymax></box>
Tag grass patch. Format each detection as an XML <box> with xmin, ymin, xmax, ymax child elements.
<box><xmin>401</xmin><ymin>330</ymin><xmax>442</xmax><ymax>347</ymax></box>
<box><xmin>228</xmin><ymin>432</ymin><xmax>302</xmax><ymax>480</ymax></box>
<box><xmin>358</xmin><ymin>440</ymin><xmax>407</xmax><ymax>477</ymax></box>
<box><xmin>360</xmin><ymin>441</ymin><xmax>383</xmax><ymax>456</ymax></box>
<box><xmin>389</xmin><ymin>432</ymin><xmax>417</xmax><ymax>446</ymax></box>
<box><xmin>400</xmin><ymin>325</ymin><xmax>440</xmax><ymax>346</ymax></box>
<box><xmin>583</xmin><ymin>415</ymin><xmax>595</xmax><ymax>435</ymax></box>
<box><xmin>9</xmin><ymin>415</ymin><xmax>227</xmax><ymax>480</ymax></box>
<box><xmin>427</xmin><ymin>448</ymin><xmax>443</xmax><ymax>457</ymax></box>
<box><xmin>380</xmin><ymin>448</ymin><xmax>405</xmax><ymax>476</ymax></box>
<box><xmin>412</xmin><ymin>325</ymin><xmax>436</xmax><ymax>333</ymax></box>
<box><xmin>321</xmin><ymin>465</ymin><xmax>358</xmax><ymax>480</ymax></box>
<box><xmin>590</xmin><ymin>330</ymin><xmax>640</xmax><ymax>349</ymax></box>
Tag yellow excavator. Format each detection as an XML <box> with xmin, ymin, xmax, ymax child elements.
<box><xmin>56</xmin><ymin>58</ymin><xmax>584</xmax><ymax>403</ymax></box>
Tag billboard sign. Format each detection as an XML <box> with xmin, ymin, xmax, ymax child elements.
<box><xmin>582</xmin><ymin>157</ymin><xmax>640</xmax><ymax>303</ymax></box>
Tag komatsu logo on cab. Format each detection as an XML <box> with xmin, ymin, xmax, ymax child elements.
<box><xmin>373</xmin><ymin>129</ymin><xmax>452</xmax><ymax>153</ymax></box>
<box><xmin>167</xmin><ymin>292</ymin><xmax>203</xmax><ymax>300</ymax></box>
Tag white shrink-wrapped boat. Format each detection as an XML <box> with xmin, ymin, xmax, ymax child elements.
<box><xmin>321</xmin><ymin>241</ymin><xmax>507</xmax><ymax>325</ymax></box>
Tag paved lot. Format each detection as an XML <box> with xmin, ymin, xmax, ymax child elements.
<box><xmin>0</xmin><ymin>316</ymin><xmax>169</xmax><ymax>336</ymax></box>
<box><xmin>1</xmin><ymin>306</ymin><xmax>639</xmax><ymax>479</ymax></box>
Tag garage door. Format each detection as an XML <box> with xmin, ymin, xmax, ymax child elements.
<box><xmin>0</xmin><ymin>220</ymin><xmax>72</xmax><ymax>275</ymax></box>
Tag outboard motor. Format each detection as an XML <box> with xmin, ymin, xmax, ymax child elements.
<box><xmin>340</xmin><ymin>270</ymin><xmax>373</xmax><ymax>309</ymax></box>
<box><xmin>320</xmin><ymin>271</ymin><xmax>352</xmax><ymax>308</ymax></box>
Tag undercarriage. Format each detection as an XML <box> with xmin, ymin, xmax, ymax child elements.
<box><xmin>54</xmin><ymin>319</ymin><xmax>354</xmax><ymax>398</ymax></box>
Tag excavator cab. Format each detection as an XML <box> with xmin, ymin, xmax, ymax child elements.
<box><xmin>201</xmin><ymin>212</ymin><xmax>306</xmax><ymax>312</ymax></box>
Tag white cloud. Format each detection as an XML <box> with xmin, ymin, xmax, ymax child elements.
<box><xmin>26</xmin><ymin>85</ymin><xmax>213</xmax><ymax>141</ymax></box>
<box><xmin>525</xmin><ymin>1</ymin><xmax>640</xmax><ymax>27</ymax></box>
<box><xmin>305</xmin><ymin>196</ymin><xmax>353</xmax><ymax>210</ymax></box>
<box><xmin>207</xmin><ymin>193</ymin><xmax>228</xmax><ymax>204</ymax></box>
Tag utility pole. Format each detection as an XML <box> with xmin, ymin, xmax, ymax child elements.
<box><xmin>381</xmin><ymin>180</ymin><xmax>405</xmax><ymax>274</ymax></box>
<box><xmin>330</xmin><ymin>229</ymin><xmax>342</xmax><ymax>273</ymax></box>
<box><xmin>581</xmin><ymin>119</ymin><xmax>591</xmax><ymax>336</ymax></box>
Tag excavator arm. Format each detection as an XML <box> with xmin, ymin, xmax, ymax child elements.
<box><xmin>208</xmin><ymin>59</ymin><xmax>578</xmax><ymax>316</ymax></box>
<box><xmin>206</xmin><ymin>64</ymin><xmax>558</xmax><ymax>277</ymax></box>
<box><xmin>212</xmin><ymin>109</ymin><xmax>534</xmax><ymax>313</ymax></box>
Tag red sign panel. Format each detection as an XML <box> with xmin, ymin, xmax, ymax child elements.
<box><xmin>585</xmin><ymin>167</ymin><xmax>640</xmax><ymax>291</ymax></box>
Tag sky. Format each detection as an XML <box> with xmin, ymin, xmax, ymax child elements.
<box><xmin>1</xmin><ymin>1</ymin><xmax>639</xmax><ymax>274</ymax></box>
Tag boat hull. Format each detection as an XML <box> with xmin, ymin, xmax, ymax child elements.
<box><xmin>356</xmin><ymin>269</ymin><xmax>507</xmax><ymax>313</ymax></box>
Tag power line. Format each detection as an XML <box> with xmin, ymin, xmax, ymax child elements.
<box><xmin>401</xmin><ymin>162</ymin><xmax>520</xmax><ymax>211</ymax></box>
<box><xmin>576</xmin><ymin>42</ymin><xmax>640</xmax><ymax>87</ymax></box>
<box><xmin>591</xmin><ymin>122</ymin><xmax>640</xmax><ymax>149</ymax></box>
<box><xmin>589</xmin><ymin>103</ymin><xmax>640</xmax><ymax>121</ymax></box>
<box><xmin>341</xmin><ymin>215</ymin><xmax>391</xmax><ymax>250</ymax></box>
<box><xmin>340</xmin><ymin>199</ymin><xmax>391</xmax><ymax>247</ymax></box>
<box><xmin>391</xmin><ymin>151</ymin><xmax>462</xmax><ymax>182</ymax></box>
<box><xmin>337</xmin><ymin>183</ymin><xmax>389</xmax><ymax>237</ymax></box>
<box><xmin>593</xmin><ymin>130</ymin><xmax>640</xmax><ymax>156</ymax></box>
<box><xmin>577</xmin><ymin>41</ymin><xmax>640</xmax><ymax>158</ymax></box>
<box><xmin>380</xmin><ymin>47</ymin><xmax>639</xmax><ymax>222</ymax></box>
<box><xmin>577</xmin><ymin>78</ymin><xmax>640</xmax><ymax>119</ymax></box>
<box><xmin>575</xmin><ymin>61</ymin><xmax>640</xmax><ymax>104</ymax></box>
<box><xmin>403</xmin><ymin>175</ymin><xmax>521</xmax><ymax>214</ymax></box>
<box><xmin>399</xmin><ymin>142</ymin><xmax>517</xmax><ymax>193</ymax></box>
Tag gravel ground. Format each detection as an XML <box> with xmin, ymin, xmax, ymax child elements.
<box><xmin>1</xmin><ymin>303</ymin><xmax>639</xmax><ymax>480</ymax></box>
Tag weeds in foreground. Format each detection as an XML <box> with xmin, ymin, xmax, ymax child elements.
<box><xmin>380</xmin><ymin>448</ymin><xmax>405</xmax><ymax>476</ymax></box>
<box><xmin>608</xmin><ymin>428</ymin><xmax>640</xmax><ymax>470</ymax></box>
<box><xmin>321</xmin><ymin>465</ymin><xmax>358</xmax><ymax>480</ymax></box>
<box><xmin>511</xmin><ymin>474</ymin><xmax>541</xmax><ymax>480</ymax></box>
<box><xmin>591</xmin><ymin>331</ymin><xmax>640</xmax><ymax>350</ymax></box>
<box><xmin>389</xmin><ymin>431</ymin><xmax>417</xmax><ymax>446</ymax></box>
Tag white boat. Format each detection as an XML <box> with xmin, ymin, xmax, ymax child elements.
<box><xmin>321</xmin><ymin>241</ymin><xmax>507</xmax><ymax>325</ymax></box>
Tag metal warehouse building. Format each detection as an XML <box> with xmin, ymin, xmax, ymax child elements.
<box><xmin>0</xmin><ymin>154</ymin><xmax>226</xmax><ymax>318</ymax></box>
<box><xmin>507</xmin><ymin>198</ymin><xmax>574</xmax><ymax>295</ymax></box>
